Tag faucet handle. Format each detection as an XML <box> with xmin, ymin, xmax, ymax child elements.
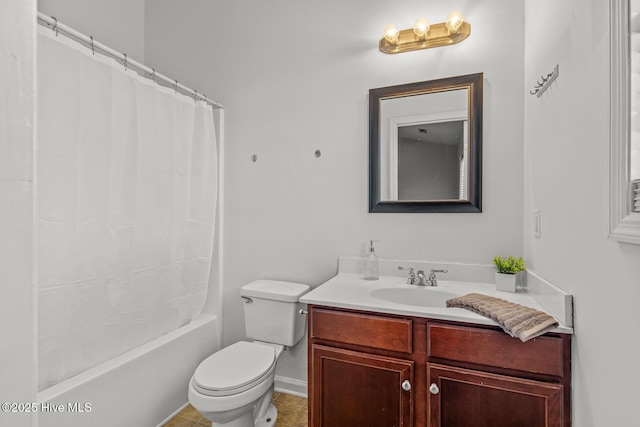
<box><xmin>397</xmin><ymin>266</ymin><xmax>416</xmax><ymax>284</ymax></box>
<box><xmin>428</xmin><ymin>269</ymin><xmax>448</xmax><ymax>286</ymax></box>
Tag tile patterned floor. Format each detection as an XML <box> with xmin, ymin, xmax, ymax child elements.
<box><xmin>271</xmin><ymin>392</ymin><xmax>308</xmax><ymax>427</ymax></box>
<box><xmin>163</xmin><ymin>392</ymin><xmax>308</xmax><ymax>427</ymax></box>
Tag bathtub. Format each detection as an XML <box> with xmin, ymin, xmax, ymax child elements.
<box><xmin>37</xmin><ymin>314</ymin><xmax>219</xmax><ymax>427</ymax></box>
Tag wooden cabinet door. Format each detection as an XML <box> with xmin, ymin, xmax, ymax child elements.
<box><xmin>310</xmin><ymin>344</ymin><xmax>414</xmax><ymax>427</ymax></box>
<box><xmin>427</xmin><ymin>363</ymin><xmax>563</xmax><ymax>427</ymax></box>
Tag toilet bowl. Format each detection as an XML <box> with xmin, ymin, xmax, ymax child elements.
<box><xmin>188</xmin><ymin>341</ymin><xmax>283</xmax><ymax>427</ymax></box>
<box><xmin>188</xmin><ymin>280</ymin><xmax>309</xmax><ymax>427</ymax></box>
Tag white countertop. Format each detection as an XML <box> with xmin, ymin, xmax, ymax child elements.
<box><xmin>300</xmin><ymin>272</ymin><xmax>574</xmax><ymax>334</ymax></box>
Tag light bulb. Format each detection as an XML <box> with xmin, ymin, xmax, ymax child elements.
<box><xmin>413</xmin><ymin>17</ymin><xmax>430</xmax><ymax>39</ymax></box>
<box><xmin>383</xmin><ymin>24</ymin><xmax>399</xmax><ymax>44</ymax></box>
<box><xmin>446</xmin><ymin>11</ymin><xmax>465</xmax><ymax>34</ymax></box>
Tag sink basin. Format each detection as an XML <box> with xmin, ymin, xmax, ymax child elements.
<box><xmin>370</xmin><ymin>287</ymin><xmax>458</xmax><ymax>307</ymax></box>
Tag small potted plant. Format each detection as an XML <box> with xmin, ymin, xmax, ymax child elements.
<box><xmin>493</xmin><ymin>256</ymin><xmax>526</xmax><ymax>292</ymax></box>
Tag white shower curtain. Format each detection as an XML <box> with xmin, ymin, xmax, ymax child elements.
<box><xmin>37</xmin><ymin>28</ymin><xmax>218</xmax><ymax>390</ymax></box>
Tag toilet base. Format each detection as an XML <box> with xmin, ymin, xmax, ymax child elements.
<box><xmin>210</xmin><ymin>410</ymin><xmax>253</xmax><ymax>427</ymax></box>
<box><xmin>207</xmin><ymin>403</ymin><xmax>277</xmax><ymax>427</ymax></box>
<box><xmin>254</xmin><ymin>404</ymin><xmax>277</xmax><ymax>427</ymax></box>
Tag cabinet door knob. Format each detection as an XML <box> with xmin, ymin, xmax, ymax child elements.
<box><xmin>401</xmin><ymin>380</ymin><xmax>412</xmax><ymax>391</ymax></box>
<box><xmin>429</xmin><ymin>383</ymin><xmax>439</xmax><ymax>395</ymax></box>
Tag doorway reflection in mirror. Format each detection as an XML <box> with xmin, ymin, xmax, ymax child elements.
<box><xmin>380</xmin><ymin>88</ymin><xmax>469</xmax><ymax>202</ymax></box>
<box><xmin>396</xmin><ymin>121</ymin><xmax>467</xmax><ymax>200</ymax></box>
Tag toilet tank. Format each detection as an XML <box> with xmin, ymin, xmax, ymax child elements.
<box><xmin>240</xmin><ymin>280</ymin><xmax>310</xmax><ymax>346</ymax></box>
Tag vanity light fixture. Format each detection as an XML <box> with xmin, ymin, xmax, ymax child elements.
<box><xmin>379</xmin><ymin>10</ymin><xmax>470</xmax><ymax>54</ymax></box>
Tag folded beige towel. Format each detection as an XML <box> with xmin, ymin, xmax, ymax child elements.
<box><xmin>446</xmin><ymin>293</ymin><xmax>559</xmax><ymax>342</ymax></box>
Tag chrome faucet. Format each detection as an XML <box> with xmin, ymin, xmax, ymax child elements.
<box><xmin>425</xmin><ymin>269</ymin><xmax>448</xmax><ymax>286</ymax></box>
<box><xmin>399</xmin><ymin>267</ymin><xmax>448</xmax><ymax>286</ymax></box>
<box><xmin>398</xmin><ymin>266</ymin><xmax>416</xmax><ymax>284</ymax></box>
<box><xmin>415</xmin><ymin>270</ymin><xmax>428</xmax><ymax>286</ymax></box>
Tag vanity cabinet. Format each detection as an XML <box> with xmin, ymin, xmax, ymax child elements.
<box><xmin>427</xmin><ymin>364</ymin><xmax>563</xmax><ymax>427</ymax></box>
<box><xmin>308</xmin><ymin>307</ymin><xmax>415</xmax><ymax>427</ymax></box>
<box><xmin>426</xmin><ymin>323</ymin><xmax>570</xmax><ymax>427</ymax></box>
<box><xmin>311</xmin><ymin>345</ymin><xmax>413</xmax><ymax>426</ymax></box>
<box><xmin>307</xmin><ymin>305</ymin><xmax>571</xmax><ymax>427</ymax></box>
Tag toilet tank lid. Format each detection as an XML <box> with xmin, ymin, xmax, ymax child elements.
<box><xmin>241</xmin><ymin>280</ymin><xmax>310</xmax><ymax>302</ymax></box>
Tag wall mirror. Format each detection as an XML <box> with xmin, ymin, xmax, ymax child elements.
<box><xmin>610</xmin><ymin>0</ymin><xmax>640</xmax><ymax>243</ymax></box>
<box><xmin>369</xmin><ymin>73</ymin><xmax>483</xmax><ymax>213</ymax></box>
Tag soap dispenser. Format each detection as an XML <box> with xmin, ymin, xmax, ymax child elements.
<box><xmin>364</xmin><ymin>240</ymin><xmax>379</xmax><ymax>281</ymax></box>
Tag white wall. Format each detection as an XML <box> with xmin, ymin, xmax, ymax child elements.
<box><xmin>524</xmin><ymin>1</ymin><xmax>640</xmax><ymax>425</ymax></box>
<box><xmin>38</xmin><ymin>0</ymin><xmax>145</xmax><ymax>62</ymax></box>
<box><xmin>145</xmin><ymin>0</ymin><xmax>525</xmax><ymax>386</ymax></box>
<box><xmin>0</xmin><ymin>1</ymin><xmax>37</xmax><ymax>426</ymax></box>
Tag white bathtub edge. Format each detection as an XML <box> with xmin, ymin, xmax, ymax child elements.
<box><xmin>38</xmin><ymin>314</ymin><xmax>219</xmax><ymax>427</ymax></box>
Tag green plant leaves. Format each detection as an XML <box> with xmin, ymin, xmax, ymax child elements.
<box><xmin>493</xmin><ymin>256</ymin><xmax>526</xmax><ymax>274</ymax></box>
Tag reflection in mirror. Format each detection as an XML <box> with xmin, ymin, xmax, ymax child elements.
<box><xmin>380</xmin><ymin>89</ymin><xmax>468</xmax><ymax>201</ymax></box>
<box><xmin>369</xmin><ymin>73</ymin><xmax>483</xmax><ymax>213</ymax></box>
<box><xmin>633</xmin><ymin>0</ymin><xmax>640</xmax><ymax>184</ymax></box>
<box><xmin>610</xmin><ymin>0</ymin><xmax>640</xmax><ymax>243</ymax></box>
<box><xmin>397</xmin><ymin>120</ymin><xmax>467</xmax><ymax>200</ymax></box>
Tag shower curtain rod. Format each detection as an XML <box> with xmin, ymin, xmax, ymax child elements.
<box><xmin>37</xmin><ymin>12</ymin><xmax>224</xmax><ymax>109</ymax></box>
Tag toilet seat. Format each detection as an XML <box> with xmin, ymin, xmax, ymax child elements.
<box><xmin>192</xmin><ymin>341</ymin><xmax>276</xmax><ymax>397</ymax></box>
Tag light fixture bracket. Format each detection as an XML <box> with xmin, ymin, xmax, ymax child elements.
<box><xmin>379</xmin><ymin>21</ymin><xmax>471</xmax><ymax>54</ymax></box>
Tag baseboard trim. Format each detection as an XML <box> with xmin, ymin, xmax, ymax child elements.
<box><xmin>156</xmin><ymin>401</ymin><xmax>189</xmax><ymax>427</ymax></box>
<box><xmin>274</xmin><ymin>375</ymin><xmax>308</xmax><ymax>398</ymax></box>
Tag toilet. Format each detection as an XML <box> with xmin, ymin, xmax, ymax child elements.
<box><xmin>188</xmin><ymin>280</ymin><xmax>310</xmax><ymax>427</ymax></box>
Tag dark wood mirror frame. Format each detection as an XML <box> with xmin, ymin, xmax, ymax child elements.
<box><xmin>369</xmin><ymin>73</ymin><xmax>483</xmax><ymax>213</ymax></box>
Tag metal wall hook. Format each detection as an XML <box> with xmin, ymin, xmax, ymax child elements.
<box><xmin>173</xmin><ymin>79</ymin><xmax>178</xmax><ymax>93</ymax></box>
<box><xmin>51</xmin><ymin>16</ymin><xmax>58</xmax><ymax>36</ymax></box>
<box><xmin>150</xmin><ymin>68</ymin><xmax>156</xmax><ymax>82</ymax></box>
<box><xmin>90</xmin><ymin>36</ymin><xmax>95</xmax><ymax>55</ymax></box>
<box><xmin>530</xmin><ymin>64</ymin><xmax>559</xmax><ymax>98</ymax></box>
<box><xmin>123</xmin><ymin>53</ymin><xmax>128</xmax><ymax>70</ymax></box>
